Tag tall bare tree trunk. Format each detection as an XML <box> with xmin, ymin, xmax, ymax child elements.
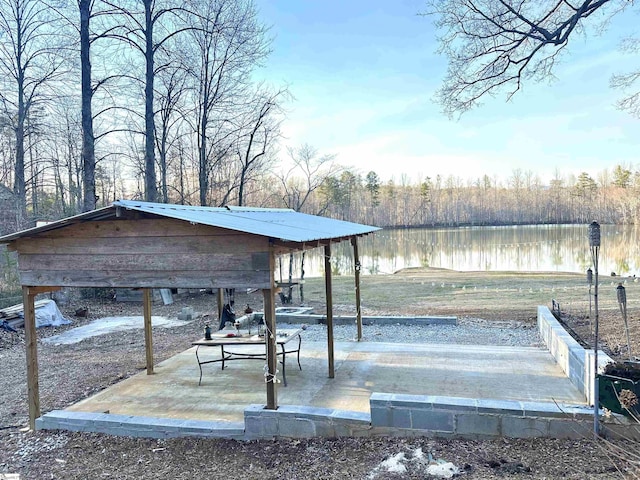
<box><xmin>14</xmin><ymin>66</ymin><xmax>26</xmax><ymax>226</ymax></box>
<box><xmin>159</xmin><ymin>132</ymin><xmax>168</xmax><ymax>202</ymax></box>
<box><xmin>80</xmin><ymin>0</ymin><xmax>95</xmax><ymax>212</ymax></box>
<box><xmin>144</xmin><ymin>0</ymin><xmax>157</xmax><ymax>203</ymax></box>
<box><xmin>178</xmin><ymin>143</ymin><xmax>186</xmax><ymax>204</ymax></box>
<box><xmin>198</xmin><ymin>113</ymin><xmax>208</xmax><ymax>206</ymax></box>
<box><xmin>27</xmin><ymin>125</ymin><xmax>38</xmax><ymax>218</ymax></box>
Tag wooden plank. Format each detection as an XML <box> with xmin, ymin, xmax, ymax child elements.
<box><xmin>0</xmin><ymin>299</ymin><xmax>50</xmax><ymax>317</ymax></box>
<box><xmin>29</xmin><ymin>219</ymin><xmax>245</xmax><ymax>239</ymax></box>
<box><xmin>272</xmin><ymin>239</ymin><xmax>324</xmax><ymax>252</ymax></box>
<box><xmin>18</xmin><ymin>251</ymin><xmax>270</xmax><ymax>272</ymax></box>
<box><xmin>14</xmin><ymin>233</ymin><xmax>269</xmax><ymax>255</ymax></box>
<box><xmin>19</xmin><ymin>269</ymin><xmax>272</xmax><ymax>289</ymax></box>
<box><xmin>26</xmin><ymin>286</ymin><xmax>61</xmax><ymax>295</ymax></box>
<box><xmin>1</xmin><ymin>299</ymin><xmax>59</xmax><ymax>328</ymax></box>
<box><xmin>324</xmin><ymin>244</ymin><xmax>335</xmax><ymax>379</ymax></box>
<box><xmin>22</xmin><ymin>287</ymin><xmax>40</xmax><ymax>430</ymax></box>
<box><xmin>143</xmin><ymin>288</ymin><xmax>154</xmax><ymax>375</ymax></box>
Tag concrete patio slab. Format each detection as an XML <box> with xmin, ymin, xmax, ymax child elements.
<box><xmin>66</xmin><ymin>341</ymin><xmax>585</xmax><ymax>423</ymax></box>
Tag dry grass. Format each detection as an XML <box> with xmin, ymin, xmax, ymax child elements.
<box><xmin>296</xmin><ymin>268</ymin><xmax>639</xmax><ymax>360</ymax></box>
<box><xmin>303</xmin><ymin>268</ymin><xmax>597</xmax><ymax>317</ymax></box>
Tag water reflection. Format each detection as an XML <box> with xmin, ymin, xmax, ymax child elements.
<box><xmin>279</xmin><ymin>224</ymin><xmax>640</xmax><ymax>278</ymax></box>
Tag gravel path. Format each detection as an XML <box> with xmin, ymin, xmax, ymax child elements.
<box><xmin>277</xmin><ymin>318</ymin><xmax>541</xmax><ymax>347</ymax></box>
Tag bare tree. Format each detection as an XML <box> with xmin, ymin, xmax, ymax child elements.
<box><xmin>154</xmin><ymin>55</ymin><xmax>189</xmax><ymax>202</ymax></box>
<box><xmin>71</xmin><ymin>0</ymin><xmax>126</xmax><ymax>211</ymax></box>
<box><xmin>42</xmin><ymin>98</ymin><xmax>82</xmax><ymax>215</ymax></box>
<box><xmin>186</xmin><ymin>0</ymin><xmax>270</xmax><ymax>206</ymax></box>
<box><xmin>0</xmin><ymin>0</ymin><xmax>68</xmax><ymax>224</ymax></box>
<box><xmin>277</xmin><ymin>144</ymin><xmax>340</xmax><ymax>303</ymax></box>
<box><xmin>49</xmin><ymin>0</ymin><xmax>132</xmax><ymax>211</ymax></box>
<box><xmin>78</xmin><ymin>0</ymin><xmax>96</xmax><ymax>211</ymax></box>
<box><xmin>611</xmin><ymin>36</ymin><xmax>640</xmax><ymax>118</ymax></box>
<box><xmin>425</xmin><ymin>0</ymin><xmax>632</xmax><ymax>117</ymax></box>
<box><xmin>234</xmin><ymin>85</ymin><xmax>287</xmax><ymax>206</ymax></box>
<box><xmin>166</xmin><ymin>136</ymin><xmax>193</xmax><ymax>203</ymax></box>
<box><xmin>104</xmin><ymin>0</ymin><xmax>195</xmax><ymax>203</ymax></box>
<box><xmin>278</xmin><ymin>144</ymin><xmax>339</xmax><ymax>214</ymax></box>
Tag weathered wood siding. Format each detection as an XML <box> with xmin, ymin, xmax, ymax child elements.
<box><xmin>11</xmin><ymin>218</ymin><xmax>272</xmax><ymax>288</ymax></box>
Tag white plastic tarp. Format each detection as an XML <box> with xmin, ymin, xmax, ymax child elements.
<box><xmin>42</xmin><ymin>316</ymin><xmax>189</xmax><ymax>345</ymax></box>
<box><xmin>32</xmin><ymin>300</ymin><xmax>72</xmax><ymax>328</ymax></box>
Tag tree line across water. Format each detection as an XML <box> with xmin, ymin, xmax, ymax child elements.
<box><xmin>309</xmin><ymin>166</ymin><xmax>640</xmax><ymax>228</ymax></box>
<box><xmin>1</xmin><ymin>152</ymin><xmax>639</xmax><ymax>233</ymax></box>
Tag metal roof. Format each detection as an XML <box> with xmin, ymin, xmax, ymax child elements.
<box><xmin>0</xmin><ymin>200</ymin><xmax>380</xmax><ymax>244</ymax></box>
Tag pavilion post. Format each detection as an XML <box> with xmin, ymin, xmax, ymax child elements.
<box><xmin>143</xmin><ymin>288</ymin><xmax>154</xmax><ymax>374</ymax></box>
<box><xmin>351</xmin><ymin>236</ymin><xmax>363</xmax><ymax>341</ymax></box>
<box><xmin>217</xmin><ymin>288</ymin><xmax>224</xmax><ymax>323</ymax></box>
<box><xmin>23</xmin><ymin>286</ymin><xmax>40</xmax><ymax>430</ymax></box>
<box><xmin>263</xmin><ymin>287</ymin><xmax>278</xmax><ymax>409</ymax></box>
<box><xmin>324</xmin><ymin>243</ymin><xmax>335</xmax><ymax>378</ymax></box>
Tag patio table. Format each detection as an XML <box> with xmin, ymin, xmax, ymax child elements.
<box><xmin>192</xmin><ymin>328</ymin><xmax>303</xmax><ymax>386</ymax></box>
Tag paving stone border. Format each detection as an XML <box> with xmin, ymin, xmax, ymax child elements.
<box><xmin>537</xmin><ymin>305</ymin><xmax>612</xmax><ymax>405</ymax></box>
<box><xmin>369</xmin><ymin>393</ymin><xmax>594</xmax><ymax>439</ymax></box>
<box><xmin>36</xmin><ymin>410</ymin><xmax>245</xmax><ymax>439</ymax></box>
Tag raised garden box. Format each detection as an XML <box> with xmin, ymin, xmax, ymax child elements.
<box><xmin>598</xmin><ymin>362</ymin><xmax>640</xmax><ymax>417</ymax></box>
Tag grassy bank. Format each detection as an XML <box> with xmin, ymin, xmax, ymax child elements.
<box><xmin>299</xmin><ymin>268</ymin><xmax>609</xmax><ymax>320</ymax></box>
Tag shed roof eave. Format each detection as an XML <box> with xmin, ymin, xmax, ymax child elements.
<box><xmin>0</xmin><ymin>206</ymin><xmax>115</xmax><ymax>243</ymax></box>
<box><xmin>272</xmin><ymin>232</ymin><xmax>375</xmax><ymax>251</ymax></box>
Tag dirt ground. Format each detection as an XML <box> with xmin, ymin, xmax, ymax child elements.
<box><xmin>0</xmin><ymin>269</ymin><xmax>638</xmax><ymax>479</ymax></box>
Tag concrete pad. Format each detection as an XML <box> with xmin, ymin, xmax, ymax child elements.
<box><xmin>42</xmin><ymin>316</ymin><xmax>191</xmax><ymax>345</ymax></box>
<box><xmin>66</xmin><ymin>341</ymin><xmax>585</xmax><ymax>424</ymax></box>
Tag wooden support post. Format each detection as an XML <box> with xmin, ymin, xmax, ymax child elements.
<box><xmin>324</xmin><ymin>243</ymin><xmax>335</xmax><ymax>378</ymax></box>
<box><xmin>351</xmin><ymin>236</ymin><xmax>363</xmax><ymax>341</ymax></box>
<box><xmin>143</xmin><ymin>288</ymin><xmax>154</xmax><ymax>375</ymax></box>
<box><xmin>23</xmin><ymin>286</ymin><xmax>40</xmax><ymax>430</ymax></box>
<box><xmin>263</xmin><ymin>288</ymin><xmax>278</xmax><ymax>410</ymax></box>
<box><xmin>217</xmin><ymin>288</ymin><xmax>224</xmax><ymax>326</ymax></box>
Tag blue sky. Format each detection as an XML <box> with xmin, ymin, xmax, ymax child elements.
<box><xmin>255</xmin><ymin>0</ymin><xmax>639</xmax><ymax>184</ymax></box>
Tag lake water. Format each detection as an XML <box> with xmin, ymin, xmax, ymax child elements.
<box><xmin>281</xmin><ymin>224</ymin><xmax>640</xmax><ymax>278</ymax></box>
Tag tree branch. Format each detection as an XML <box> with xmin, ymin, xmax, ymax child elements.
<box><xmin>425</xmin><ymin>0</ymin><xmax>628</xmax><ymax>117</ymax></box>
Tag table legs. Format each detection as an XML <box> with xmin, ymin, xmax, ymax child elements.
<box><xmin>195</xmin><ymin>334</ymin><xmax>303</xmax><ymax>387</ymax></box>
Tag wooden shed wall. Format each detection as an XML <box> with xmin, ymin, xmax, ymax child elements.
<box><xmin>10</xmin><ymin>218</ymin><xmax>272</xmax><ymax>289</ymax></box>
